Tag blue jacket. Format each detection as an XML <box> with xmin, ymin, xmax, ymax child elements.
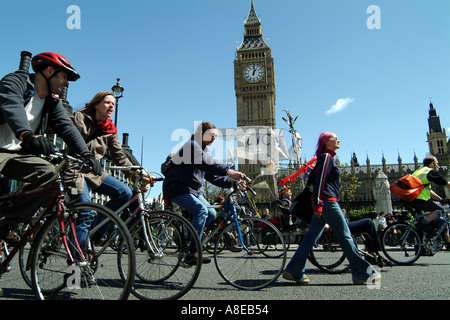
<box><xmin>312</xmin><ymin>149</ymin><xmax>340</xmax><ymax>213</ymax></box>
<box><xmin>162</xmin><ymin>137</ymin><xmax>232</xmax><ymax>199</ymax></box>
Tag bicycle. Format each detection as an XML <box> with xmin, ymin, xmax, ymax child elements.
<box><xmin>307</xmin><ymin>224</ymin><xmax>391</xmax><ymax>274</ymax></box>
<box><xmin>202</xmin><ymin>180</ymin><xmax>286</xmax><ymax>290</ymax></box>
<box><xmin>380</xmin><ymin>204</ymin><xmax>450</xmax><ymax>265</ymax></box>
<box><xmin>106</xmin><ymin>165</ymin><xmax>202</xmax><ymax>300</ymax></box>
<box><xmin>0</xmin><ymin>152</ymin><xmax>136</xmax><ymax>300</ymax></box>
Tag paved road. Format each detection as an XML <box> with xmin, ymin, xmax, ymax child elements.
<box><xmin>181</xmin><ymin>247</ymin><xmax>450</xmax><ymax>301</ymax></box>
<box><xmin>1</xmin><ymin>246</ymin><xmax>449</xmax><ymax>303</ymax></box>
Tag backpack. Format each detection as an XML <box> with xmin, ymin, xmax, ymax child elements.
<box><xmin>160</xmin><ymin>153</ymin><xmax>175</xmax><ymax>176</ymax></box>
<box><xmin>390</xmin><ymin>174</ymin><xmax>425</xmax><ymax>202</ymax></box>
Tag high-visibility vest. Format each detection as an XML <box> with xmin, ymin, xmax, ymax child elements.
<box><xmin>412</xmin><ymin>166</ymin><xmax>432</xmax><ymax>200</ymax></box>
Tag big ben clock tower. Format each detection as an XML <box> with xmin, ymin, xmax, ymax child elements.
<box><xmin>235</xmin><ymin>0</ymin><xmax>276</xmax><ymax>128</ymax></box>
<box><xmin>234</xmin><ymin>1</ymin><xmax>277</xmax><ymax>203</ymax></box>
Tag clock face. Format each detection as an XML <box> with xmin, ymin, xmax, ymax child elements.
<box><xmin>243</xmin><ymin>64</ymin><xmax>264</xmax><ymax>83</ymax></box>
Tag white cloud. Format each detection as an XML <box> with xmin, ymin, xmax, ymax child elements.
<box><xmin>325</xmin><ymin>98</ymin><xmax>355</xmax><ymax>115</ymax></box>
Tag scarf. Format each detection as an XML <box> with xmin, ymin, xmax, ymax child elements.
<box><xmin>96</xmin><ymin>117</ymin><xmax>117</xmax><ymax>134</ymax></box>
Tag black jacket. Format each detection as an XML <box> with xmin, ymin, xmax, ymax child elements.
<box><xmin>0</xmin><ymin>72</ymin><xmax>89</xmax><ymax>155</ymax></box>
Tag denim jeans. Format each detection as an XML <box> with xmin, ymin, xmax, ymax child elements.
<box><xmin>73</xmin><ymin>175</ymin><xmax>133</xmax><ymax>252</ymax></box>
<box><xmin>172</xmin><ymin>193</ymin><xmax>216</xmax><ymax>246</ymax></box>
<box><xmin>348</xmin><ymin>218</ymin><xmax>380</xmax><ymax>253</ymax></box>
<box><xmin>285</xmin><ymin>200</ymin><xmax>377</xmax><ymax>282</ymax></box>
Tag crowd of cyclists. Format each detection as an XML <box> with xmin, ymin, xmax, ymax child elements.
<box><xmin>0</xmin><ymin>51</ymin><xmax>449</xmax><ymax>298</ymax></box>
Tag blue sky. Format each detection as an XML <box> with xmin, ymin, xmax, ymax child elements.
<box><xmin>1</xmin><ymin>0</ymin><xmax>450</xmax><ymax>198</ymax></box>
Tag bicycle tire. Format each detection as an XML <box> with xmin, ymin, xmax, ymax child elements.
<box><xmin>124</xmin><ymin>210</ymin><xmax>202</xmax><ymax>300</ymax></box>
<box><xmin>30</xmin><ymin>202</ymin><xmax>136</xmax><ymax>300</ymax></box>
<box><xmin>18</xmin><ymin>240</ymin><xmax>33</xmax><ymax>288</ymax></box>
<box><xmin>214</xmin><ymin>217</ymin><xmax>286</xmax><ymax>290</ymax></box>
<box><xmin>381</xmin><ymin>222</ymin><xmax>422</xmax><ymax>265</ymax></box>
<box><xmin>307</xmin><ymin>229</ymin><xmax>353</xmax><ymax>274</ymax></box>
<box><xmin>18</xmin><ymin>219</ymin><xmax>45</xmax><ymax>289</ymax></box>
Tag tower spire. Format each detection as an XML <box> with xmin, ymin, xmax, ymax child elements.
<box><xmin>239</xmin><ymin>1</ymin><xmax>268</xmax><ymax>50</ymax></box>
<box><xmin>428</xmin><ymin>99</ymin><xmax>442</xmax><ymax>133</ymax></box>
<box><xmin>246</xmin><ymin>0</ymin><xmax>260</xmax><ymax>26</ymax></box>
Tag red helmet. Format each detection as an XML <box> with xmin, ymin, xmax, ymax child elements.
<box><xmin>31</xmin><ymin>52</ymin><xmax>80</xmax><ymax>81</ymax></box>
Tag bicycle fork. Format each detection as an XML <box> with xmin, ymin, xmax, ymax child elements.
<box><xmin>220</xmin><ymin>203</ymin><xmax>251</xmax><ymax>254</ymax></box>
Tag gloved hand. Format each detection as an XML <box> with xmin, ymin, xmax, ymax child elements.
<box><xmin>82</xmin><ymin>153</ymin><xmax>102</xmax><ymax>176</ymax></box>
<box><xmin>20</xmin><ymin>131</ymin><xmax>55</xmax><ymax>155</ymax></box>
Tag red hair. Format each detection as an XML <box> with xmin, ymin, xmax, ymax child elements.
<box><xmin>315</xmin><ymin>132</ymin><xmax>334</xmax><ymax>157</ymax></box>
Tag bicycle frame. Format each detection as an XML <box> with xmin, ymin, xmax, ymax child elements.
<box><xmin>207</xmin><ymin>196</ymin><xmax>253</xmax><ymax>253</ymax></box>
<box><xmin>427</xmin><ymin>208</ymin><xmax>450</xmax><ymax>243</ymax></box>
<box><xmin>396</xmin><ymin>209</ymin><xmax>450</xmax><ymax>249</ymax></box>
<box><xmin>89</xmin><ymin>167</ymin><xmax>165</xmax><ymax>260</ymax></box>
<box><xmin>235</xmin><ymin>187</ymin><xmax>261</xmax><ymax>218</ymax></box>
<box><xmin>0</xmin><ymin>158</ymin><xmax>85</xmax><ymax>274</ymax></box>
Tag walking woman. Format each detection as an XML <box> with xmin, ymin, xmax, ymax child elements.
<box><xmin>282</xmin><ymin>132</ymin><xmax>380</xmax><ymax>285</ymax></box>
<box><xmin>65</xmin><ymin>91</ymin><xmax>133</xmax><ymax>253</ymax></box>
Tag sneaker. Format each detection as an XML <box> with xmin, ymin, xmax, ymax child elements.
<box><xmin>225</xmin><ymin>244</ymin><xmax>242</xmax><ymax>252</ymax></box>
<box><xmin>353</xmin><ymin>273</ymin><xmax>381</xmax><ymax>285</ymax></box>
<box><xmin>0</xmin><ymin>226</ymin><xmax>19</xmax><ymax>247</ymax></box>
<box><xmin>282</xmin><ymin>270</ymin><xmax>309</xmax><ymax>285</ymax></box>
<box><xmin>183</xmin><ymin>253</ymin><xmax>211</xmax><ymax>266</ymax></box>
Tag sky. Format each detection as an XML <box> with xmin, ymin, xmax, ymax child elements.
<box><xmin>1</xmin><ymin>0</ymin><xmax>450</xmax><ymax>198</ymax></box>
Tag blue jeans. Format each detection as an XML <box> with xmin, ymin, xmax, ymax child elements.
<box><xmin>285</xmin><ymin>200</ymin><xmax>377</xmax><ymax>282</ymax></box>
<box><xmin>73</xmin><ymin>175</ymin><xmax>133</xmax><ymax>252</ymax></box>
<box><xmin>172</xmin><ymin>193</ymin><xmax>216</xmax><ymax>250</ymax></box>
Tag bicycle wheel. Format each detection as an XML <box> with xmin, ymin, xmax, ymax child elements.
<box><xmin>308</xmin><ymin>229</ymin><xmax>353</xmax><ymax>274</ymax></box>
<box><xmin>381</xmin><ymin>222</ymin><xmax>422</xmax><ymax>265</ymax></box>
<box><xmin>214</xmin><ymin>217</ymin><xmax>286</xmax><ymax>290</ymax></box>
<box><xmin>31</xmin><ymin>202</ymin><xmax>135</xmax><ymax>300</ymax></box>
<box><xmin>18</xmin><ymin>218</ymin><xmax>45</xmax><ymax>288</ymax></box>
<box><xmin>18</xmin><ymin>238</ymin><xmax>33</xmax><ymax>288</ymax></box>
<box><xmin>126</xmin><ymin>210</ymin><xmax>201</xmax><ymax>300</ymax></box>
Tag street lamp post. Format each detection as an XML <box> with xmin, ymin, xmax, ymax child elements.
<box><xmin>111</xmin><ymin>78</ymin><xmax>124</xmax><ymax>127</ymax></box>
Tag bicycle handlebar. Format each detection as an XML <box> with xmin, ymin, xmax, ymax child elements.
<box><xmin>107</xmin><ymin>165</ymin><xmax>164</xmax><ymax>190</ymax></box>
<box><xmin>108</xmin><ymin>165</ymin><xmax>143</xmax><ymax>171</ymax></box>
<box><xmin>47</xmin><ymin>151</ymin><xmax>93</xmax><ymax>172</ymax></box>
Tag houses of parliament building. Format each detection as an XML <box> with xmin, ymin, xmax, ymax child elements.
<box><xmin>338</xmin><ymin>100</ymin><xmax>450</xmax><ymax>203</ymax></box>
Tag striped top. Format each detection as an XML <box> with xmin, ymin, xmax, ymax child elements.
<box><xmin>313</xmin><ymin>149</ymin><xmax>340</xmax><ymax>213</ymax></box>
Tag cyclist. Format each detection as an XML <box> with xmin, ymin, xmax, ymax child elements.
<box><xmin>64</xmin><ymin>90</ymin><xmax>136</xmax><ymax>253</ymax></box>
<box><xmin>409</xmin><ymin>155</ymin><xmax>450</xmax><ymax>235</ymax></box>
<box><xmin>0</xmin><ymin>52</ymin><xmax>101</xmax><ymax>245</ymax></box>
<box><xmin>163</xmin><ymin>121</ymin><xmax>245</xmax><ymax>264</ymax></box>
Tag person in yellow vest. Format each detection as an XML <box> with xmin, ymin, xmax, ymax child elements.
<box><xmin>410</xmin><ymin>155</ymin><xmax>450</xmax><ymax>234</ymax></box>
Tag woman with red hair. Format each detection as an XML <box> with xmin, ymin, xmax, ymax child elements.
<box><xmin>282</xmin><ymin>132</ymin><xmax>380</xmax><ymax>285</ymax></box>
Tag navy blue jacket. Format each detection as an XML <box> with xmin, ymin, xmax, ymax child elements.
<box><xmin>313</xmin><ymin>149</ymin><xmax>340</xmax><ymax>213</ymax></box>
<box><xmin>162</xmin><ymin>137</ymin><xmax>232</xmax><ymax>199</ymax></box>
